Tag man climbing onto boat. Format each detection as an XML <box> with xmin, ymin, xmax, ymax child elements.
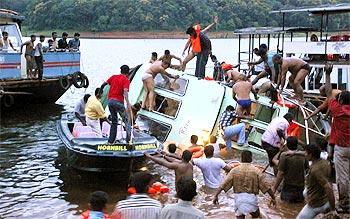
<box><xmin>213</xmin><ymin>150</ymin><xmax>276</xmax><ymax>219</ymax></box>
<box><xmin>232</xmin><ymin>74</ymin><xmax>258</xmax><ymax>118</ymax></box>
<box><xmin>158</xmin><ymin>49</ymin><xmax>182</xmax><ymax>70</ymax></box>
<box><xmin>20</xmin><ymin>34</ymin><xmax>36</xmax><ymax>78</ymax></box>
<box><xmin>181</xmin><ymin>16</ymin><xmax>218</xmax><ymax>78</ymax></box>
<box><xmin>101</xmin><ymin>65</ymin><xmax>132</xmax><ymax>144</ymax></box>
<box><xmin>85</xmin><ymin>88</ymin><xmax>108</xmax><ymax>137</ymax></box>
<box><xmin>75</xmin><ymin>94</ymin><xmax>91</xmax><ymax>126</ymax></box>
<box><xmin>149</xmin><ymin>52</ymin><xmax>157</xmax><ymax>64</ymax></box>
<box><xmin>141</xmin><ymin>60</ymin><xmax>179</xmax><ymax>111</ymax></box>
<box><xmin>144</xmin><ymin>150</ymin><xmax>193</xmax><ymax>188</ymax></box>
<box><xmin>305</xmin><ymin>64</ymin><xmax>341</xmax><ymax>120</ymax></box>
<box><xmin>273</xmin><ymin>54</ymin><xmax>311</xmax><ymax>104</ymax></box>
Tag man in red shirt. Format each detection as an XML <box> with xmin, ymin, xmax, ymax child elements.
<box><xmin>326</xmin><ymin>68</ymin><xmax>350</xmax><ymax>213</ymax></box>
<box><xmin>101</xmin><ymin>65</ymin><xmax>132</xmax><ymax>144</ymax></box>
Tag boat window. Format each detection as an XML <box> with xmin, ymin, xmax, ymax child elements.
<box><xmin>0</xmin><ymin>24</ymin><xmax>22</xmax><ymax>48</ymax></box>
<box><xmin>154</xmin><ymin>93</ymin><xmax>181</xmax><ymax>118</ymax></box>
<box><xmin>154</xmin><ymin>74</ymin><xmax>188</xmax><ymax>96</ymax></box>
<box><xmin>308</xmin><ymin>67</ymin><xmax>324</xmax><ymax>90</ymax></box>
<box><xmin>135</xmin><ymin>115</ymin><xmax>171</xmax><ymax>143</ymax></box>
<box><xmin>254</xmin><ymin>104</ymin><xmax>276</xmax><ymax>123</ymax></box>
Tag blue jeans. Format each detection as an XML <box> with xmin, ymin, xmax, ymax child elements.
<box><xmin>195</xmin><ymin>50</ymin><xmax>210</xmax><ymax>79</ymax></box>
<box><xmin>108</xmin><ymin>99</ymin><xmax>131</xmax><ymax>143</ymax></box>
<box><xmin>297</xmin><ymin>202</ymin><xmax>330</xmax><ymax>219</ymax></box>
<box><xmin>224</xmin><ymin>123</ymin><xmax>246</xmax><ymax>149</ymax></box>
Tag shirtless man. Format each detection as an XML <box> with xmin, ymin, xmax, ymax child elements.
<box><xmin>20</xmin><ymin>35</ymin><xmax>36</xmax><ymax>78</ymax></box>
<box><xmin>232</xmin><ymin>75</ymin><xmax>258</xmax><ymax>118</ymax></box>
<box><xmin>273</xmin><ymin>54</ymin><xmax>310</xmax><ymax>104</ymax></box>
<box><xmin>305</xmin><ymin>64</ymin><xmax>341</xmax><ymax>120</ymax></box>
<box><xmin>142</xmin><ymin>60</ymin><xmax>179</xmax><ymax>111</ymax></box>
<box><xmin>149</xmin><ymin>52</ymin><xmax>157</xmax><ymax>63</ymax></box>
<box><xmin>144</xmin><ymin>150</ymin><xmax>193</xmax><ymax>187</ymax></box>
<box><xmin>1</xmin><ymin>31</ymin><xmax>17</xmax><ymax>51</ymax></box>
<box><xmin>226</xmin><ymin>69</ymin><xmax>245</xmax><ymax>84</ymax></box>
<box><xmin>158</xmin><ymin>49</ymin><xmax>182</xmax><ymax>70</ymax></box>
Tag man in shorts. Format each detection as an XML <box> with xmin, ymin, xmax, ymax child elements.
<box><xmin>20</xmin><ymin>35</ymin><xmax>36</xmax><ymax>78</ymax></box>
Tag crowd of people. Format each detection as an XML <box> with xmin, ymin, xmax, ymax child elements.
<box><xmin>0</xmin><ymin>31</ymin><xmax>80</xmax><ymax>79</ymax></box>
<box><xmin>68</xmin><ymin>18</ymin><xmax>350</xmax><ymax>218</ymax></box>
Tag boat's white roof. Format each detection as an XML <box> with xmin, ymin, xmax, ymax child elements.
<box><xmin>270</xmin><ymin>3</ymin><xmax>350</xmax><ymax>15</ymax></box>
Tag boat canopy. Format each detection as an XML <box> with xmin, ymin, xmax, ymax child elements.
<box><xmin>234</xmin><ymin>26</ymin><xmax>318</xmax><ymax>35</ymax></box>
<box><xmin>270</xmin><ymin>3</ymin><xmax>350</xmax><ymax>15</ymax></box>
<box><xmin>0</xmin><ymin>9</ymin><xmax>24</xmax><ymax>23</ymax></box>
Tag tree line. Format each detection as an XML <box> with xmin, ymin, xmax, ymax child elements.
<box><xmin>2</xmin><ymin>0</ymin><xmax>349</xmax><ymax>32</ymax></box>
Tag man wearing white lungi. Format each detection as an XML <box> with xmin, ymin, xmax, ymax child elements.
<box><xmin>85</xmin><ymin>88</ymin><xmax>107</xmax><ymax>137</ymax></box>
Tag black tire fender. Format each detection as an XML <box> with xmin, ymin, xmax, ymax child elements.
<box><xmin>59</xmin><ymin>76</ymin><xmax>71</xmax><ymax>90</ymax></box>
<box><xmin>83</xmin><ymin>74</ymin><xmax>89</xmax><ymax>88</ymax></box>
<box><xmin>72</xmin><ymin>72</ymin><xmax>85</xmax><ymax>88</ymax></box>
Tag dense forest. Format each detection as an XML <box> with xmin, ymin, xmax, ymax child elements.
<box><xmin>1</xmin><ymin>0</ymin><xmax>349</xmax><ymax>32</ymax></box>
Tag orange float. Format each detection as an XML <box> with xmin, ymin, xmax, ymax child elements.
<box><xmin>188</xmin><ymin>146</ymin><xmax>204</xmax><ymax>158</ymax></box>
<box><xmin>127</xmin><ymin>182</ymin><xmax>170</xmax><ymax>195</ymax></box>
<box><xmin>287</xmin><ymin>121</ymin><xmax>300</xmax><ymax>137</ymax></box>
<box><xmin>276</xmin><ymin>95</ymin><xmax>296</xmax><ymax>108</ymax></box>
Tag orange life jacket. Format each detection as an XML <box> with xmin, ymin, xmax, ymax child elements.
<box><xmin>81</xmin><ymin>210</ymin><xmax>110</xmax><ymax>219</ymax></box>
<box><xmin>287</xmin><ymin>121</ymin><xmax>300</xmax><ymax>137</ymax></box>
<box><xmin>190</xmin><ymin>24</ymin><xmax>201</xmax><ymax>53</ymax></box>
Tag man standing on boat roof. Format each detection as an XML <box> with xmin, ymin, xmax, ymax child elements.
<box><xmin>158</xmin><ymin>49</ymin><xmax>182</xmax><ymax>70</ymax></box>
<box><xmin>69</xmin><ymin>32</ymin><xmax>80</xmax><ymax>50</ymax></box>
<box><xmin>50</xmin><ymin>31</ymin><xmax>58</xmax><ymax>49</ymax></box>
<box><xmin>141</xmin><ymin>60</ymin><xmax>179</xmax><ymax>111</ymax></box>
<box><xmin>273</xmin><ymin>54</ymin><xmax>311</xmax><ymax>105</ymax></box>
<box><xmin>20</xmin><ymin>34</ymin><xmax>36</xmax><ymax>79</ymax></box>
<box><xmin>181</xmin><ymin>16</ymin><xmax>218</xmax><ymax>79</ymax></box>
<box><xmin>261</xmin><ymin>113</ymin><xmax>294</xmax><ymax>175</ymax></box>
<box><xmin>101</xmin><ymin>65</ymin><xmax>132</xmax><ymax>144</ymax></box>
<box><xmin>58</xmin><ymin>32</ymin><xmax>69</xmax><ymax>49</ymax></box>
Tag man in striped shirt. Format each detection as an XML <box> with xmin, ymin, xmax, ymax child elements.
<box><xmin>111</xmin><ymin>172</ymin><xmax>161</xmax><ymax>219</ymax></box>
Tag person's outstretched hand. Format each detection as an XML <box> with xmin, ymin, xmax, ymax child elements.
<box><xmin>213</xmin><ymin>15</ymin><xmax>219</xmax><ymax>24</ymax></box>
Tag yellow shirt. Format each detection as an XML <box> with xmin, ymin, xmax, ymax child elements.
<box><xmin>85</xmin><ymin>96</ymin><xmax>106</xmax><ymax>120</ymax></box>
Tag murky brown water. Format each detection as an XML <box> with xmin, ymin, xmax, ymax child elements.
<box><xmin>1</xmin><ymin>39</ymin><xmax>346</xmax><ymax>219</ymax></box>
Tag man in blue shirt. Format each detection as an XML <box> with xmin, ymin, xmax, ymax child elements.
<box><xmin>69</xmin><ymin>32</ymin><xmax>80</xmax><ymax>50</ymax></box>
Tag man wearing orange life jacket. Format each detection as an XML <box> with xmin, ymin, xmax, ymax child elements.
<box><xmin>81</xmin><ymin>191</ymin><xmax>110</xmax><ymax>219</ymax></box>
<box><xmin>182</xmin><ymin>16</ymin><xmax>218</xmax><ymax>79</ymax></box>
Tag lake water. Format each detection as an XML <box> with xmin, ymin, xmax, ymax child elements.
<box><xmin>1</xmin><ymin>38</ymin><xmax>304</xmax><ymax>218</ymax></box>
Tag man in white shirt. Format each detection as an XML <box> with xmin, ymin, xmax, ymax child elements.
<box><xmin>75</xmin><ymin>94</ymin><xmax>91</xmax><ymax>126</ymax></box>
<box><xmin>193</xmin><ymin>145</ymin><xmax>231</xmax><ymax>189</ymax></box>
<box><xmin>161</xmin><ymin>177</ymin><xmax>205</xmax><ymax>219</ymax></box>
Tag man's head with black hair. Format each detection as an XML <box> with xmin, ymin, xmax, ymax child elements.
<box><xmin>83</xmin><ymin>94</ymin><xmax>91</xmax><ymax>103</ymax></box>
<box><xmin>120</xmin><ymin>65</ymin><xmax>130</xmax><ymax>75</ymax></box>
<box><xmin>89</xmin><ymin>191</ymin><xmax>108</xmax><ymax>212</ymax></box>
<box><xmin>241</xmin><ymin>150</ymin><xmax>253</xmax><ymax>163</ymax></box>
<box><xmin>190</xmin><ymin>135</ymin><xmax>198</xmax><ymax>144</ymax></box>
<box><xmin>95</xmin><ymin>88</ymin><xmax>101</xmax><ymax>97</ymax></box>
<box><xmin>226</xmin><ymin>105</ymin><xmax>235</xmax><ymax>111</ymax></box>
<box><xmin>176</xmin><ymin>176</ymin><xmax>197</xmax><ymax>201</ymax></box>
<box><xmin>305</xmin><ymin>144</ymin><xmax>321</xmax><ymax>161</ymax></box>
<box><xmin>186</xmin><ymin>27</ymin><xmax>196</xmax><ymax>37</ymax></box>
<box><xmin>337</xmin><ymin>91</ymin><xmax>350</xmax><ymax>105</ymax></box>
<box><xmin>286</xmin><ymin>136</ymin><xmax>298</xmax><ymax>150</ymax></box>
<box><xmin>164</xmin><ymin>50</ymin><xmax>170</xmax><ymax>55</ymax></box>
<box><xmin>168</xmin><ymin>143</ymin><xmax>177</xmax><ymax>153</ymax></box>
<box><xmin>130</xmin><ymin>171</ymin><xmax>154</xmax><ymax>193</ymax></box>
<box><xmin>283</xmin><ymin>113</ymin><xmax>293</xmax><ymax>123</ymax></box>
<box><xmin>182</xmin><ymin>150</ymin><xmax>192</xmax><ymax>163</ymax></box>
<box><xmin>204</xmin><ymin>145</ymin><xmax>214</xmax><ymax>158</ymax></box>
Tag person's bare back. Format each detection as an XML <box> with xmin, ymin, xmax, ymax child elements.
<box><xmin>24</xmin><ymin>40</ymin><xmax>34</xmax><ymax>55</ymax></box>
<box><xmin>146</xmin><ymin>60</ymin><xmax>164</xmax><ymax>77</ymax></box>
<box><xmin>233</xmin><ymin>80</ymin><xmax>252</xmax><ymax>100</ymax></box>
<box><xmin>226</xmin><ymin>69</ymin><xmax>244</xmax><ymax>83</ymax></box>
<box><xmin>283</xmin><ymin>57</ymin><xmax>308</xmax><ymax>75</ymax></box>
<box><xmin>175</xmin><ymin>162</ymin><xmax>193</xmax><ymax>183</ymax></box>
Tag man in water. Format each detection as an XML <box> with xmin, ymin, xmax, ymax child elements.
<box><xmin>261</xmin><ymin>113</ymin><xmax>294</xmax><ymax>175</ymax></box>
<box><xmin>158</xmin><ymin>49</ymin><xmax>182</xmax><ymax>70</ymax></box>
<box><xmin>213</xmin><ymin>150</ymin><xmax>276</xmax><ymax>218</ymax></box>
<box><xmin>141</xmin><ymin>60</ymin><xmax>179</xmax><ymax>111</ymax></box>
<box><xmin>297</xmin><ymin>144</ymin><xmax>336</xmax><ymax>218</ymax></box>
<box><xmin>273</xmin><ymin>54</ymin><xmax>310</xmax><ymax>104</ymax></box>
<box><xmin>144</xmin><ymin>150</ymin><xmax>193</xmax><ymax>187</ymax></box>
<box><xmin>193</xmin><ymin>145</ymin><xmax>231</xmax><ymax>190</ymax></box>
<box><xmin>305</xmin><ymin>64</ymin><xmax>341</xmax><ymax>120</ymax></box>
<box><xmin>272</xmin><ymin>136</ymin><xmax>309</xmax><ymax>203</ymax></box>
<box><xmin>181</xmin><ymin>16</ymin><xmax>218</xmax><ymax>78</ymax></box>
<box><xmin>20</xmin><ymin>35</ymin><xmax>36</xmax><ymax>78</ymax></box>
<box><xmin>232</xmin><ymin>74</ymin><xmax>258</xmax><ymax>118</ymax></box>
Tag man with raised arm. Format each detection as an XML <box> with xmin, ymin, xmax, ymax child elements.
<box><xmin>144</xmin><ymin>150</ymin><xmax>193</xmax><ymax>187</ymax></box>
<box><xmin>141</xmin><ymin>60</ymin><xmax>179</xmax><ymax>111</ymax></box>
<box><xmin>158</xmin><ymin>49</ymin><xmax>182</xmax><ymax>70</ymax></box>
<box><xmin>305</xmin><ymin>64</ymin><xmax>341</xmax><ymax>120</ymax></box>
<box><xmin>272</xmin><ymin>54</ymin><xmax>311</xmax><ymax>104</ymax></box>
<box><xmin>182</xmin><ymin>16</ymin><xmax>218</xmax><ymax>78</ymax></box>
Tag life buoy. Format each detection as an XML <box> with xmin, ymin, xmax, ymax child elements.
<box><xmin>191</xmin><ymin>24</ymin><xmax>201</xmax><ymax>53</ymax></box>
<box><xmin>276</xmin><ymin>95</ymin><xmax>296</xmax><ymax>108</ymax></box>
<box><xmin>287</xmin><ymin>121</ymin><xmax>300</xmax><ymax>137</ymax></box>
<box><xmin>72</xmin><ymin>72</ymin><xmax>85</xmax><ymax>88</ymax></box>
<box><xmin>188</xmin><ymin>146</ymin><xmax>204</xmax><ymax>158</ymax></box>
<box><xmin>59</xmin><ymin>76</ymin><xmax>71</xmax><ymax>90</ymax></box>
<box><xmin>3</xmin><ymin>94</ymin><xmax>14</xmax><ymax>107</ymax></box>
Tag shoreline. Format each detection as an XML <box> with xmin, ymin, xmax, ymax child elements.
<box><xmin>22</xmin><ymin>30</ymin><xmax>236</xmax><ymax>39</ymax></box>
